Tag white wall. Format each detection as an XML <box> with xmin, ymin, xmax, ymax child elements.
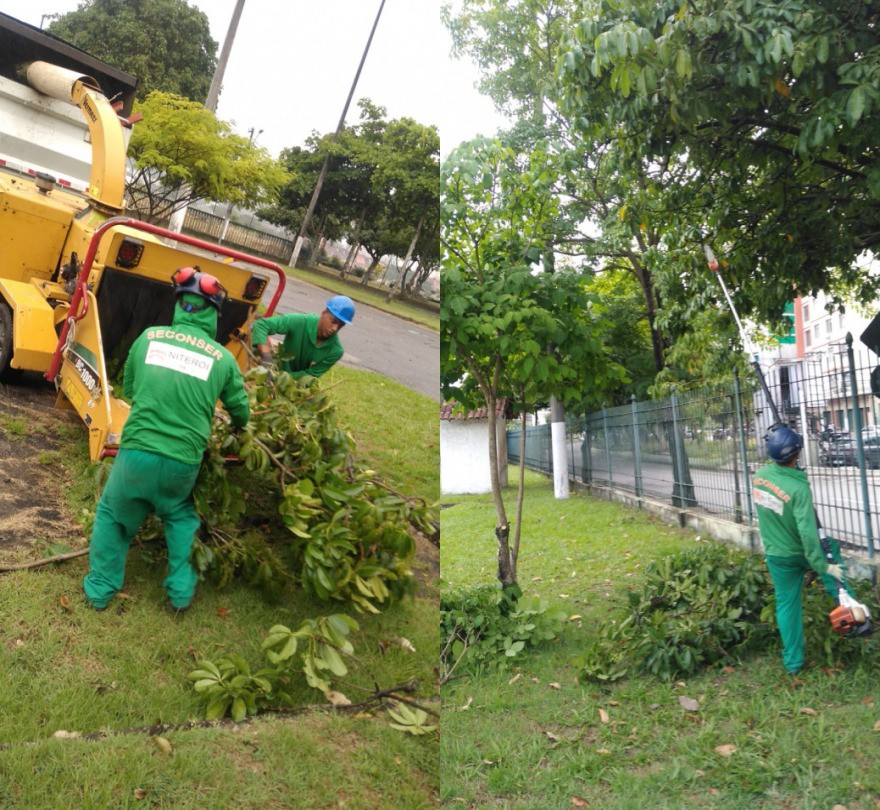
<box><xmin>440</xmin><ymin>420</ymin><xmax>508</xmax><ymax>495</ymax></box>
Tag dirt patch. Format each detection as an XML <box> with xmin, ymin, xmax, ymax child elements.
<box><xmin>0</xmin><ymin>376</ymin><xmax>440</xmax><ymax>587</ymax></box>
<box><xmin>0</xmin><ymin>375</ymin><xmax>87</xmax><ymax>559</ymax></box>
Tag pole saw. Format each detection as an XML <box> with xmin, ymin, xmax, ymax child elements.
<box><xmin>702</xmin><ymin>243</ymin><xmax>873</xmax><ymax>638</ymax></box>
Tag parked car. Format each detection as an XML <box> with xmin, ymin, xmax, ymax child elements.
<box><xmin>862</xmin><ymin>425</ymin><xmax>880</xmax><ymax>441</ymax></box>
<box><xmin>820</xmin><ymin>438</ymin><xmax>858</xmax><ymax>467</ymax></box>
<box><xmin>820</xmin><ymin>437</ymin><xmax>880</xmax><ymax>469</ymax></box>
<box><xmin>864</xmin><ymin>437</ymin><xmax>880</xmax><ymax>469</ymax></box>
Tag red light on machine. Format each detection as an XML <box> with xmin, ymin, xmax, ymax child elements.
<box><xmin>243</xmin><ymin>275</ymin><xmax>267</xmax><ymax>301</ymax></box>
<box><xmin>116</xmin><ymin>238</ymin><xmax>144</xmax><ymax>268</ymax></box>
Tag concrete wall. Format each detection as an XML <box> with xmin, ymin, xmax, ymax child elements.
<box><xmin>441</xmin><ymin>420</ymin><xmax>508</xmax><ymax>495</ymax></box>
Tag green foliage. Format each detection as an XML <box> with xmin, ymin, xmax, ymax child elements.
<box><xmin>440</xmin><ymin>583</ymin><xmax>567</xmax><ymax>681</ymax></box>
<box><xmin>386</xmin><ymin>703</ymin><xmax>438</xmax><ymax>736</ymax></box>
<box><xmin>580</xmin><ymin>543</ymin><xmax>775</xmax><ymax>681</ymax></box>
<box><xmin>49</xmin><ymin>0</ymin><xmax>217</xmax><ymax>102</ymax></box>
<box><xmin>441</xmin><ymin>136</ymin><xmax>626</xmax><ymax>413</ymax></box>
<box><xmin>263</xmin><ymin>100</ymin><xmax>439</xmax><ymax>276</ymax></box>
<box><xmin>188</xmin><ymin>614</ymin><xmax>359</xmax><ymax>721</ymax></box>
<box><xmin>556</xmin><ymin>0</ymin><xmax>880</xmax><ymax>323</ymax></box>
<box><xmin>127</xmin><ymin>92</ymin><xmax>289</xmax><ymax>223</ymax></box>
<box><xmin>193</xmin><ymin>368</ymin><xmax>435</xmax><ymax>613</ymax></box>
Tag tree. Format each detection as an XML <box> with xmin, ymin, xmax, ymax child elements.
<box><xmin>126</xmin><ymin>92</ymin><xmax>289</xmax><ymax>223</ymax></box>
<box><xmin>261</xmin><ymin>101</ymin><xmax>439</xmax><ymax>284</ymax></box>
<box><xmin>556</xmin><ymin>0</ymin><xmax>880</xmax><ymax>326</ymax></box>
<box><xmin>441</xmin><ymin>137</ymin><xmax>624</xmax><ymax>588</ymax></box>
<box><xmin>365</xmin><ymin>117</ymin><xmax>440</xmax><ymax>292</ymax></box>
<box><xmin>444</xmin><ymin>0</ymin><xmax>726</xmax><ymax>384</ymax></box>
<box><xmin>49</xmin><ymin>0</ymin><xmax>217</xmax><ymax>102</ymax></box>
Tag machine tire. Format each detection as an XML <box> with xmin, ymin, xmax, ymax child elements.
<box><xmin>0</xmin><ymin>301</ymin><xmax>13</xmax><ymax>378</ymax></box>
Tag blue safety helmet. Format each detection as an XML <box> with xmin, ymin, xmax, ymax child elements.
<box><xmin>765</xmin><ymin>423</ymin><xmax>804</xmax><ymax>463</ymax></box>
<box><xmin>326</xmin><ymin>295</ymin><xmax>355</xmax><ymax>325</ymax></box>
<box><xmin>172</xmin><ymin>266</ymin><xmax>227</xmax><ymax>312</ymax></box>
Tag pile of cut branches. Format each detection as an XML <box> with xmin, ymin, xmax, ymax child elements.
<box><xmin>190</xmin><ymin>367</ymin><xmax>437</xmax><ymax>612</ymax></box>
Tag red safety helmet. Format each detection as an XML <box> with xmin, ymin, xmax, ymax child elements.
<box><xmin>171</xmin><ymin>266</ymin><xmax>227</xmax><ymax>311</ymax></box>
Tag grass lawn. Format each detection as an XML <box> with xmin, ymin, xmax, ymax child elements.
<box><xmin>0</xmin><ymin>370</ymin><xmax>438</xmax><ymax>809</ymax></box>
<box><xmin>441</xmin><ymin>469</ymin><xmax>880</xmax><ymax>809</ymax></box>
<box><xmin>285</xmin><ymin>263</ymin><xmax>439</xmax><ymax>332</ymax></box>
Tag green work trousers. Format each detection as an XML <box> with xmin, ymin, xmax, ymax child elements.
<box><xmin>83</xmin><ymin>448</ymin><xmax>201</xmax><ymax>610</ymax></box>
<box><xmin>765</xmin><ymin>552</ymin><xmax>847</xmax><ymax>674</ymax></box>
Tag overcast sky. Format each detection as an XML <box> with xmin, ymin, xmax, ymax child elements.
<box><xmin>0</xmin><ymin>0</ymin><xmax>506</xmax><ymax>159</ymax></box>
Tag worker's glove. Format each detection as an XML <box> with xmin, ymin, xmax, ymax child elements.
<box><xmin>259</xmin><ymin>351</ymin><xmax>275</xmax><ymax>369</ymax></box>
<box><xmin>826</xmin><ymin>564</ymin><xmax>844</xmax><ymax>581</ymax></box>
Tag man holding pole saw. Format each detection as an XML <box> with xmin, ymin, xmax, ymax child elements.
<box><xmin>702</xmin><ymin>244</ymin><xmax>871</xmax><ymax>675</ymax></box>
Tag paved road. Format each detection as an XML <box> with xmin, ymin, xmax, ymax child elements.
<box><xmin>265</xmin><ymin>272</ymin><xmax>440</xmax><ymax>401</ymax></box>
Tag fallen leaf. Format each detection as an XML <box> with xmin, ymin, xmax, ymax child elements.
<box><xmin>873</xmin><ymin>720</ymin><xmax>880</xmax><ymax>732</ymax></box>
<box><xmin>216</xmin><ymin>607</ymin><xmax>230</xmax><ymax>618</ymax></box>
<box><xmin>545</xmin><ymin>731</ymin><xmax>561</xmax><ymax>743</ymax></box>
<box><xmin>460</xmin><ymin>697</ymin><xmax>473</xmax><ymax>711</ymax></box>
<box><xmin>571</xmin><ymin>796</ymin><xmax>588</xmax><ymax>807</ymax></box>
<box><xmin>508</xmin><ymin>673</ymin><xmax>522</xmax><ymax>686</ymax></box>
<box><xmin>152</xmin><ymin>736</ymin><xmax>173</xmax><ymax>755</ymax></box>
<box><xmin>350</xmin><ymin>712</ymin><xmax>373</xmax><ymax>720</ymax></box>
<box><xmin>568</xmin><ymin>614</ymin><xmax>583</xmax><ymax>621</ymax></box>
<box><xmin>53</xmin><ymin>730</ymin><xmax>80</xmax><ymax>739</ymax></box>
<box><xmin>832</xmin><ymin>805</ymin><xmax>848</xmax><ymax>810</ymax></box>
<box><xmin>397</xmin><ymin>637</ymin><xmax>416</xmax><ymax>653</ymax></box>
<box><xmin>861</xmin><ymin>697</ymin><xmax>875</xmax><ymax>707</ymax></box>
<box><xmin>608</xmin><ymin>701</ymin><xmax>620</xmax><ymax>706</ymax></box>
<box><xmin>559</xmin><ymin>593</ymin><xmax>570</xmax><ymax>598</ymax></box>
<box><xmin>674</xmin><ymin>681</ymin><xmax>687</xmax><ymax>688</ymax></box>
<box><xmin>325</xmin><ymin>691</ymin><xmax>351</xmax><ymax>707</ymax></box>
<box><xmin>133</xmin><ymin>789</ymin><xmax>146</xmax><ymax>800</ymax></box>
<box><xmin>531</xmin><ymin>677</ymin><xmax>540</xmax><ymax>684</ymax></box>
<box><xmin>649</xmin><ymin>703</ymin><xmax>660</xmax><ymax>710</ymax></box>
<box><xmin>598</xmin><ymin>708</ymin><xmax>609</xmax><ymax>724</ymax></box>
<box><xmin>596</xmin><ymin>748</ymin><xmax>611</xmax><ymax>755</ymax></box>
<box><xmin>801</xmin><ymin>707</ymin><xmax>818</xmax><ymax>716</ymax></box>
<box><xmin>714</xmin><ymin>744</ymin><xmax>737</xmax><ymax>757</ymax></box>
<box><xmin>531</xmin><ymin>577</ymin><xmax>543</xmax><ymax>582</ymax></box>
<box><xmin>116</xmin><ymin>592</ymin><xmax>132</xmax><ymax>600</ymax></box>
<box><xmin>549</xmin><ymin>682</ymin><xmax>562</xmax><ymax>690</ymax></box>
<box><xmin>694</xmin><ymin>770</ymin><xmax>705</xmax><ymax>777</ymax></box>
<box><xmin>679</xmin><ymin>696</ymin><xmax>700</xmax><ymax>712</ymax></box>
<box><xmin>722</xmin><ymin>666</ymin><xmax>735</xmax><ymax>674</ymax></box>
<box><xmin>59</xmin><ymin>595</ymin><xmax>71</xmax><ymax>613</ymax></box>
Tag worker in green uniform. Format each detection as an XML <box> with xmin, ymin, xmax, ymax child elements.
<box><xmin>83</xmin><ymin>267</ymin><xmax>250</xmax><ymax>612</ymax></box>
<box><xmin>753</xmin><ymin>424</ymin><xmax>846</xmax><ymax>674</ymax></box>
<box><xmin>251</xmin><ymin>294</ymin><xmax>354</xmax><ymax>378</ymax></box>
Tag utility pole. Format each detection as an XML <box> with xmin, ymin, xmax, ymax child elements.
<box><xmin>288</xmin><ymin>0</ymin><xmax>386</xmax><ymax>269</ymax></box>
<box><xmin>168</xmin><ymin>0</ymin><xmax>247</xmax><ymax>234</ymax></box>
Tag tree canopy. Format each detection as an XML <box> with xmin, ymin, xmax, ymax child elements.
<box><xmin>262</xmin><ymin>101</ymin><xmax>439</xmax><ymax>285</ymax></box>
<box><xmin>126</xmin><ymin>92</ymin><xmax>289</xmax><ymax>223</ymax></box>
<box><xmin>445</xmin><ymin>0</ymin><xmax>880</xmax><ymax>392</ymax></box>
<box><xmin>49</xmin><ymin>0</ymin><xmax>217</xmax><ymax>102</ymax></box>
<box><xmin>556</xmin><ymin>0</ymin><xmax>880</xmax><ymax>326</ymax></box>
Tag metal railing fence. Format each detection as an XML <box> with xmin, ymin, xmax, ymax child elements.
<box><xmin>508</xmin><ymin>336</ymin><xmax>880</xmax><ymax>557</ymax></box>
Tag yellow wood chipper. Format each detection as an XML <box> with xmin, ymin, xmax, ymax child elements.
<box><xmin>0</xmin><ymin>14</ymin><xmax>285</xmax><ymax>461</ymax></box>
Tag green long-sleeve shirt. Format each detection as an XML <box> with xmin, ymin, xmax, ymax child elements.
<box><xmin>752</xmin><ymin>462</ymin><xmax>831</xmax><ymax>574</ymax></box>
<box><xmin>121</xmin><ymin>297</ymin><xmax>249</xmax><ymax>465</ymax></box>
<box><xmin>250</xmin><ymin>312</ymin><xmax>343</xmax><ymax>378</ymax></box>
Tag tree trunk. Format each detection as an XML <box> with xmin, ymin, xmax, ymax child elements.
<box><xmin>387</xmin><ymin>215</ymin><xmax>424</xmax><ymax>302</ymax></box>
<box><xmin>343</xmin><ymin>210</ymin><xmax>366</xmax><ymax>278</ymax></box>
<box><xmin>360</xmin><ymin>256</ymin><xmax>381</xmax><ymax>286</ymax></box>
<box><xmin>486</xmin><ymin>390</ymin><xmax>516</xmax><ymax>587</ymax></box>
